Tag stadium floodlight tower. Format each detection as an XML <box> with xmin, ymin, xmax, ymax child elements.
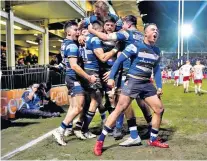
<box><xmin>181</xmin><ymin>24</ymin><xmax>193</xmax><ymax>60</ymax></box>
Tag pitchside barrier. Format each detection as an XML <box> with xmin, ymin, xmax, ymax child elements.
<box><xmin>1</xmin><ymin>65</ymin><xmax>68</xmax><ymax>119</ymax></box>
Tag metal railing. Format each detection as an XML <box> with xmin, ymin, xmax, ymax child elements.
<box><xmin>1</xmin><ymin>65</ymin><xmax>66</xmax><ymax>90</ymax></box>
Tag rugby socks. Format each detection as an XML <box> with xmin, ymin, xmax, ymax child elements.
<box><xmin>66</xmin><ymin>122</ymin><xmax>73</xmax><ymax>131</ymax></box>
<box><xmin>198</xmin><ymin>85</ymin><xmax>201</xmax><ymax>93</ymax></box>
<box><xmin>82</xmin><ymin>111</ymin><xmax>95</xmax><ymax>133</ymax></box>
<box><xmin>195</xmin><ymin>85</ymin><xmax>198</xmax><ymax>93</ymax></box>
<box><xmin>116</xmin><ymin>113</ymin><xmax>124</xmax><ymax>129</ymax></box>
<box><xmin>127</xmin><ymin>117</ymin><xmax>139</xmax><ymax>139</ymax></box>
<box><xmin>150</xmin><ymin>128</ymin><xmax>159</xmax><ymax>142</ymax></box>
<box><xmin>98</xmin><ymin>125</ymin><xmax>113</xmax><ymax>142</ymax></box>
<box><xmin>58</xmin><ymin>122</ymin><xmax>67</xmax><ymax>133</ymax></box>
<box><xmin>186</xmin><ymin>81</ymin><xmax>189</xmax><ymax>92</ymax></box>
<box><xmin>76</xmin><ymin>121</ymin><xmax>83</xmax><ymax>131</ymax></box>
<box><xmin>100</xmin><ymin>111</ymin><xmax>106</xmax><ymax>122</ymax></box>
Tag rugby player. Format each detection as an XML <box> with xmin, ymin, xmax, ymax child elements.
<box><xmin>93</xmin><ymin>23</ymin><xmax>169</xmax><ymax>156</ymax></box>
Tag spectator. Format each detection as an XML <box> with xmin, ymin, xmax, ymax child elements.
<box><xmin>25</xmin><ymin>52</ymin><xmax>32</xmax><ymax>65</ymax></box>
<box><xmin>17</xmin><ymin>58</ymin><xmax>25</xmax><ymax>66</ymax></box>
<box><xmin>49</xmin><ymin>55</ymin><xmax>57</xmax><ymax>66</ymax></box>
<box><xmin>16</xmin><ymin>83</ymin><xmax>61</xmax><ymax>118</ymax></box>
<box><xmin>32</xmin><ymin>54</ymin><xmax>38</xmax><ymax>64</ymax></box>
<box><xmin>1</xmin><ymin>52</ymin><xmax>7</xmax><ymax>67</ymax></box>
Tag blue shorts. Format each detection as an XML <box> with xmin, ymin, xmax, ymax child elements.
<box><xmin>65</xmin><ymin>75</ymin><xmax>84</xmax><ymax>97</ymax></box>
<box><xmin>121</xmin><ymin>77</ymin><xmax>157</xmax><ymax>99</ymax></box>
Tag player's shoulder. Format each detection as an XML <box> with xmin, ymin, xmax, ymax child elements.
<box><xmin>65</xmin><ymin>41</ymin><xmax>78</xmax><ymax>51</ymax></box>
<box><xmin>117</xmin><ymin>29</ymin><xmax>129</xmax><ymax>36</ymax></box>
<box><xmin>90</xmin><ymin>34</ymin><xmax>101</xmax><ymax>42</ymax></box>
<box><xmin>125</xmin><ymin>43</ymin><xmax>138</xmax><ymax>53</ymax></box>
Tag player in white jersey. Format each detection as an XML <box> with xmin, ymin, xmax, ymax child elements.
<box><xmin>173</xmin><ymin>69</ymin><xmax>180</xmax><ymax>86</ymax></box>
<box><xmin>180</xmin><ymin>60</ymin><xmax>193</xmax><ymax>93</ymax></box>
<box><xmin>167</xmin><ymin>69</ymin><xmax>172</xmax><ymax>83</ymax></box>
<box><xmin>192</xmin><ymin>60</ymin><xmax>205</xmax><ymax>95</ymax></box>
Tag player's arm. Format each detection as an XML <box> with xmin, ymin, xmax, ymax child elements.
<box><xmin>88</xmin><ymin>24</ymin><xmax>128</xmax><ymax>41</ymax></box>
<box><xmin>153</xmin><ymin>64</ymin><xmax>162</xmax><ymax>90</ymax></box>
<box><xmin>153</xmin><ymin>48</ymin><xmax>162</xmax><ymax>94</ymax></box>
<box><xmin>92</xmin><ymin>37</ymin><xmax>118</xmax><ymax>62</ymax></box>
<box><xmin>69</xmin><ymin>57</ymin><xmax>95</xmax><ymax>82</ymax></box>
<box><xmin>94</xmin><ymin>48</ymin><xmax>118</xmax><ymax>63</ymax></box>
<box><xmin>78</xmin><ymin>17</ymin><xmax>90</xmax><ymax>29</ymax></box>
<box><xmin>66</xmin><ymin>44</ymin><xmax>95</xmax><ymax>83</ymax></box>
<box><xmin>109</xmin><ymin>44</ymin><xmax>137</xmax><ymax>80</ymax></box>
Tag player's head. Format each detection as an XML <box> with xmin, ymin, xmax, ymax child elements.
<box><xmin>122</xmin><ymin>15</ymin><xmax>137</xmax><ymax>30</ymax></box>
<box><xmin>92</xmin><ymin>21</ymin><xmax>103</xmax><ymax>32</ymax></box>
<box><xmin>196</xmin><ymin>60</ymin><xmax>200</xmax><ymax>65</ymax></box>
<box><xmin>81</xmin><ymin>27</ymin><xmax>89</xmax><ymax>36</ymax></box>
<box><xmin>186</xmin><ymin>60</ymin><xmax>190</xmax><ymax>64</ymax></box>
<box><xmin>64</xmin><ymin>20</ymin><xmax>79</xmax><ymax>40</ymax></box>
<box><xmin>144</xmin><ymin>23</ymin><xmax>159</xmax><ymax>45</ymax></box>
<box><xmin>104</xmin><ymin>16</ymin><xmax>116</xmax><ymax>33</ymax></box>
<box><xmin>94</xmin><ymin>0</ymin><xmax>109</xmax><ymax>19</ymax></box>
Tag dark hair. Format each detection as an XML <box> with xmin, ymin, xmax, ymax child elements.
<box><xmin>104</xmin><ymin>16</ymin><xmax>116</xmax><ymax>24</ymax></box>
<box><xmin>64</xmin><ymin>20</ymin><xmax>78</xmax><ymax>32</ymax></box>
<box><xmin>123</xmin><ymin>15</ymin><xmax>137</xmax><ymax>26</ymax></box>
<box><xmin>92</xmin><ymin>20</ymin><xmax>103</xmax><ymax>26</ymax></box>
<box><xmin>144</xmin><ymin>23</ymin><xmax>157</xmax><ymax>31</ymax></box>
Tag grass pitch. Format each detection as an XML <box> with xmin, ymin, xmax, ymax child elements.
<box><xmin>1</xmin><ymin>80</ymin><xmax>207</xmax><ymax>160</ymax></box>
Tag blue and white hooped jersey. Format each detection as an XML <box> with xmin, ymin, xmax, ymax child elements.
<box><xmin>60</xmin><ymin>39</ymin><xmax>79</xmax><ymax>79</ymax></box>
<box><xmin>123</xmin><ymin>42</ymin><xmax>160</xmax><ymax>79</ymax></box>
<box><xmin>81</xmin><ymin>34</ymin><xmax>102</xmax><ymax>71</ymax></box>
<box><xmin>116</xmin><ymin>30</ymin><xmax>144</xmax><ymax>70</ymax></box>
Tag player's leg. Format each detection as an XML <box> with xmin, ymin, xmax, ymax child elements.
<box><xmin>81</xmin><ymin>91</ymin><xmax>101</xmax><ymax>139</ymax></box>
<box><xmin>186</xmin><ymin>80</ymin><xmax>189</xmax><ymax>92</ymax></box>
<box><xmin>176</xmin><ymin>77</ymin><xmax>179</xmax><ymax>86</ymax></box>
<box><xmin>136</xmin><ymin>98</ymin><xmax>152</xmax><ymax>125</ymax></box>
<box><xmin>194</xmin><ymin>80</ymin><xmax>198</xmax><ymax>94</ymax></box>
<box><xmin>53</xmin><ymin>94</ymin><xmax>85</xmax><ymax>145</ymax></box>
<box><xmin>119</xmin><ymin>104</ymin><xmax>141</xmax><ymax>146</ymax></box>
<box><xmin>183</xmin><ymin>79</ymin><xmax>187</xmax><ymax>93</ymax></box>
<box><xmin>198</xmin><ymin>81</ymin><xmax>202</xmax><ymax>95</ymax></box>
<box><xmin>144</xmin><ymin>95</ymin><xmax>169</xmax><ymax>148</ymax></box>
<box><xmin>94</xmin><ymin>94</ymin><xmax>132</xmax><ymax>156</ymax></box>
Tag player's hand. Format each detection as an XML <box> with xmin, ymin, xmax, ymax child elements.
<box><xmin>117</xmin><ymin>51</ymin><xmax>122</xmax><ymax>58</ymax></box>
<box><xmin>78</xmin><ymin>35</ymin><xmax>86</xmax><ymax>46</ymax></box>
<box><xmin>107</xmin><ymin>79</ymin><xmax>115</xmax><ymax>88</ymax></box>
<box><xmin>103</xmin><ymin>71</ymin><xmax>110</xmax><ymax>82</ymax></box>
<box><xmin>89</xmin><ymin>75</ymin><xmax>97</xmax><ymax>84</ymax></box>
<box><xmin>157</xmin><ymin>88</ymin><xmax>163</xmax><ymax>96</ymax></box>
<box><xmin>88</xmin><ymin>24</ymin><xmax>93</xmax><ymax>33</ymax></box>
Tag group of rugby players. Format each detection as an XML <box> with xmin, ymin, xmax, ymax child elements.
<box><xmin>52</xmin><ymin>0</ymin><xmax>169</xmax><ymax>156</ymax></box>
<box><xmin>173</xmin><ymin>60</ymin><xmax>206</xmax><ymax>95</ymax></box>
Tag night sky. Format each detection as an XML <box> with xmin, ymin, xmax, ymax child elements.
<box><xmin>138</xmin><ymin>1</ymin><xmax>207</xmax><ymax>52</ymax></box>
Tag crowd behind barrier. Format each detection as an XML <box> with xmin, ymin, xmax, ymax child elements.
<box><xmin>161</xmin><ymin>54</ymin><xmax>207</xmax><ymax>72</ymax></box>
<box><xmin>1</xmin><ymin>65</ymin><xmax>66</xmax><ymax>90</ymax></box>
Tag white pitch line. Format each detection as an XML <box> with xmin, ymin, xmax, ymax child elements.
<box><xmin>1</xmin><ymin>128</ymin><xmax>57</xmax><ymax>160</ymax></box>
